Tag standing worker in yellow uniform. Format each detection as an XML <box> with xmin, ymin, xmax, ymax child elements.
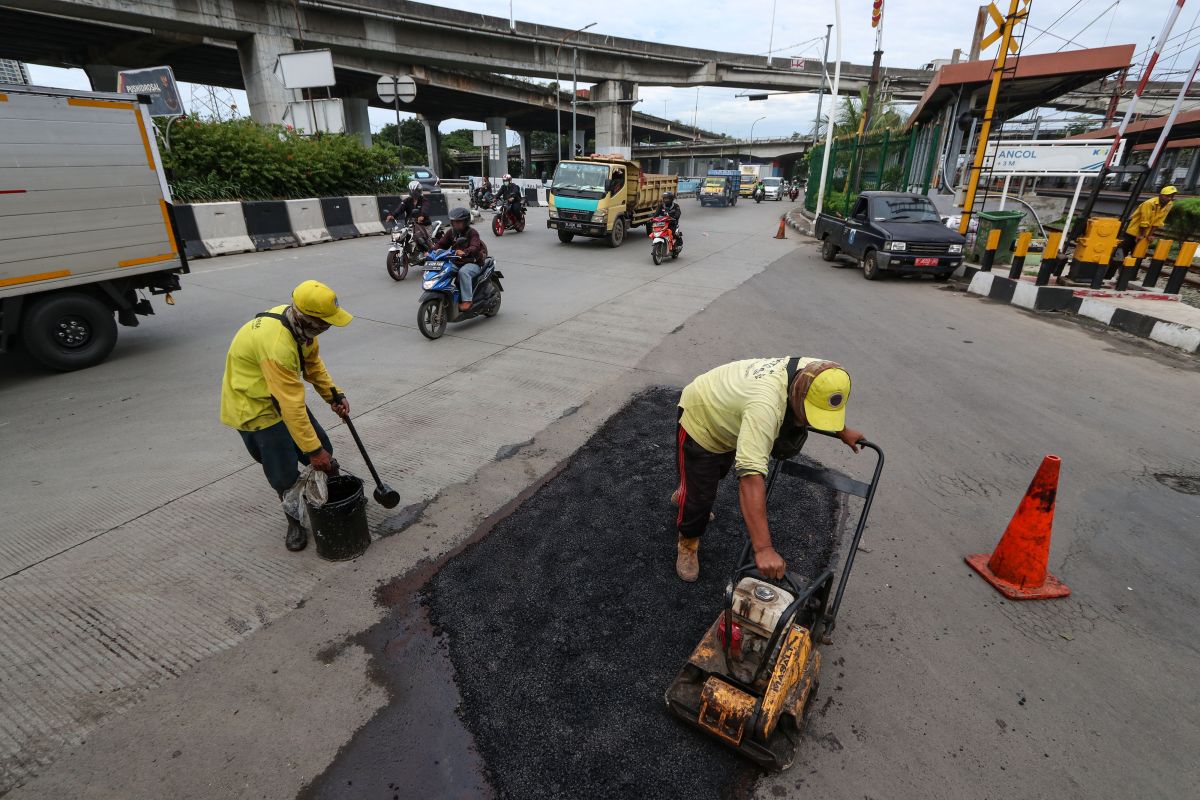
<box><xmin>1121</xmin><ymin>185</ymin><xmax>1177</xmax><ymax>264</ymax></box>
<box><xmin>220</xmin><ymin>280</ymin><xmax>353</xmax><ymax>552</ymax></box>
<box><xmin>672</xmin><ymin>357</ymin><xmax>867</xmax><ymax>582</ymax></box>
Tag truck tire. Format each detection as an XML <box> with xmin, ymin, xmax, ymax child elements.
<box><xmin>557</xmin><ymin>230</ymin><xmax>574</xmax><ymax>244</ymax></box>
<box><xmin>607</xmin><ymin>217</ymin><xmax>626</xmax><ymax>248</ymax></box>
<box><xmin>862</xmin><ymin>250</ymin><xmax>884</xmax><ymax>281</ymax></box>
<box><xmin>21</xmin><ymin>292</ymin><xmax>118</xmax><ymax>370</ymax></box>
<box><xmin>821</xmin><ymin>237</ymin><xmax>839</xmax><ymax>262</ymax></box>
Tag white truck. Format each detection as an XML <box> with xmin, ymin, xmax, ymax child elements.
<box><xmin>0</xmin><ymin>84</ymin><xmax>187</xmax><ymax>370</ymax></box>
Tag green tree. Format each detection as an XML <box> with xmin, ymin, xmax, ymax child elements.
<box><xmin>822</xmin><ymin>88</ymin><xmax>908</xmax><ymax>137</ymax></box>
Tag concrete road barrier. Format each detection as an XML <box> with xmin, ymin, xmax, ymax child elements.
<box><xmin>377</xmin><ymin>195</ymin><xmax>402</xmax><ymax>226</ymax></box>
<box><xmin>320</xmin><ymin>197</ymin><xmax>360</xmax><ymax>240</ymax></box>
<box><xmin>171</xmin><ymin>204</ymin><xmax>210</xmax><ymax>260</ymax></box>
<box><xmin>285</xmin><ymin>199</ymin><xmax>332</xmax><ymax>246</ymax></box>
<box><xmin>189</xmin><ymin>202</ymin><xmax>255</xmax><ymax>256</ymax></box>
<box><xmin>348</xmin><ymin>195</ymin><xmax>385</xmax><ymax>236</ymax></box>
<box><xmin>426</xmin><ymin>192</ymin><xmax>450</xmax><ymax>225</ymax></box>
<box><xmin>242</xmin><ymin>201</ymin><xmax>299</xmax><ymax>250</ymax></box>
<box><xmin>442</xmin><ymin>189</ymin><xmax>470</xmax><ymax>212</ymax></box>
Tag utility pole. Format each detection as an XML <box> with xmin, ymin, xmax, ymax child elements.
<box><xmin>969</xmin><ymin>5</ymin><xmax>987</xmax><ymax>61</ymax></box>
<box><xmin>812</xmin><ymin>24</ymin><xmax>833</xmax><ymax>140</ymax></box>
<box><xmin>814</xmin><ymin>0</ymin><xmax>843</xmax><ymax>221</ymax></box>
<box><xmin>861</xmin><ymin>3</ymin><xmax>886</xmax><ymax>137</ymax></box>
<box><xmin>555</xmin><ymin>22</ymin><xmax>597</xmax><ymax>165</ymax></box>
<box><xmin>957</xmin><ymin>0</ymin><xmax>1026</xmax><ymax>236</ymax></box>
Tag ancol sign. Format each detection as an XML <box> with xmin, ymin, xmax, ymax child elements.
<box><xmin>985</xmin><ymin>140</ymin><xmax>1112</xmax><ymax>175</ymax></box>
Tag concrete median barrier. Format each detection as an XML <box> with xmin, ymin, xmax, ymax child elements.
<box><xmin>426</xmin><ymin>192</ymin><xmax>450</xmax><ymax>225</ymax></box>
<box><xmin>242</xmin><ymin>200</ymin><xmax>299</xmax><ymax>250</ymax></box>
<box><xmin>285</xmin><ymin>199</ymin><xmax>332</xmax><ymax>246</ymax></box>
<box><xmin>348</xmin><ymin>195</ymin><xmax>385</xmax><ymax>236</ymax></box>
<box><xmin>320</xmin><ymin>197</ymin><xmax>360</xmax><ymax>240</ymax></box>
<box><xmin>171</xmin><ymin>204</ymin><xmax>210</xmax><ymax>260</ymax></box>
<box><xmin>188</xmin><ymin>202</ymin><xmax>255</xmax><ymax>256</ymax></box>
<box><xmin>377</xmin><ymin>195</ymin><xmax>402</xmax><ymax>226</ymax></box>
<box><xmin>442</xmin><ymin>189</ymin><xmax>470</xmax><ymax>212</ymax></box>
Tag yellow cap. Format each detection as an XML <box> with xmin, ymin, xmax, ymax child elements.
<box><xmin>292</xmin><ymin>280</ymin><xmax>352</xmax><ymax>327</ymax></box>
<box><xmin>804</xmin><ymin>367</ymin><xmax>851</xmax><ymax>432</ymax></box>
<box><xmin>1161</xmin><ymin>185</ymin><xmax>1178</xmax><ymax>195</ymax></box>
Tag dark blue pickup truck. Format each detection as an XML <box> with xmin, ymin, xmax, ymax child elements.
<box><xmin>813</xmin><ymin>191</ymin><xmax>966</xmax><ymax>280</ymax></box>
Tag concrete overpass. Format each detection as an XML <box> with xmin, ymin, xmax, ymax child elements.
<box><xmin>0</xmin><ymin>0</ymin><xmax>932</xmax><ymax>165</ymax></box>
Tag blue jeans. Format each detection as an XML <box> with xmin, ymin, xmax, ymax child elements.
<box><xmin>458</xmin><ymin>262</ymin><xmax>483</xmax><ymax>302</ymax></box>
<box><xmin>238</xmin><ymin>408</ymin><xmax>332</xmax><ymax>495</ymax></box>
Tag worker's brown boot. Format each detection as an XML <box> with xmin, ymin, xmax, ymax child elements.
<box><xmin>676</xmin><ymin>536</ymin><xmax>700</xmax><ymax>582</ymax></box>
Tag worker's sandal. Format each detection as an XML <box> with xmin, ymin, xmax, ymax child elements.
<box><xmin>676</xmin><ymin>535</ymin><xmax>700</xmax><ymax>582</ymax></box>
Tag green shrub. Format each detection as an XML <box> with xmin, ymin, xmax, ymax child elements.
<box><xmin>160</xmin><ymin>117</ymin><xmax>406</xmax><ymax>202</ymax></box>
<box><xmin>1164</xmin><ymin>197</ymin><xmax>1200</xmax><ymax>242</ymax></box>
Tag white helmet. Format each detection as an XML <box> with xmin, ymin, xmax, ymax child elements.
<box><xmin>408</xmin><ymin>180</ymin><xmax>422</xmax><ymax>193</ymax></box>
<box><xmin>503</xmin><ymin>173</ymin><xmax>512</xmax><ymax>181</ymax></box>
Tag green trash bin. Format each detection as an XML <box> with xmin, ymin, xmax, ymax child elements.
<box><xmin>972</xmin><ymin>210</ymin><xmax>1024</xmax><ymax>266</ymax></box>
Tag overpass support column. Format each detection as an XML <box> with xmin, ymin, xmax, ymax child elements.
<box><xmin>592</xmin><ymin>80</ymin><xmax>637</xmax><ymax>158</ymax></box>
<box><xmin>83</xmin><ymin>65</ymin><xmax>124</xmax><ymax>92</ymax></box>
<box><xmin>517</xmin><ymin>130</ymin><xmax>533</xmax><ymax>177</ymax></box>
<box><xmin>237</xmin><ymin>33</ymin><xmax>294</xmax><ymax>125</ymax></box>
<box><xmin>419</xmin><ymin>115</ymin><xmax>443</xmax><ymax>176</ymax></box>
<box><xmin>485</xmin><ymin>117</ymin><xmax>508</xmax><ymax>179</ymax></box>
<box><xmin>343</xmin><ymin>98</ymin><xmax>371</xmax><ymax>146</ymax></box>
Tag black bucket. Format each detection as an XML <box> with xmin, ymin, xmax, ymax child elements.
<box><xmin>308</xmin><ymin>474</ymin><xmax>371</xmax><ymax>561</ymax></box>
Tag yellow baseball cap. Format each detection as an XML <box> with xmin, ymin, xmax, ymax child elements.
<box><xmin>803</xmin><ymin>366</ymin><xmax>851</xmax><ymax>432</ymax></box>
<box><xmin>292</xmin><ymin>280</ymin><xmax>352</xmax><ymax>327</ymax></box>
<box><xmin>1161</xmin><ymin>185</ymin><xmax>1178</xmax><ymax>195</ymax></box>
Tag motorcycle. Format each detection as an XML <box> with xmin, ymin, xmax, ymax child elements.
<box><xmin>788</xmin><ymin>186</ymin><xmax>800</xmax><ymax>201</ymax></box>
<box><xmin>386</xmin><ymin>220</ymin><xmax>442</xmax><ymax>281</ymax></box>
<box><xmin>492</xmin><ymin>200</ymin><xmax>526</xmax><ymax>236</ymax></box>
<box><xmin>417</xmin><ymin>246</ymin><xmax>505</xmax><ymax>340</ymax></box>
<box><xmin>753</xmin><ymin>186</ymin><xmax>765</xmax><ymax>204</ymax></box>
<box><xmin>648</xmin><ymin>214</ymin><xmax>681</xmax><ymax>265</ymax></box>
<box><xmin>470</xmin><ymin>187</ymin><xmax>494</xmax><ymax>210</ymax></box>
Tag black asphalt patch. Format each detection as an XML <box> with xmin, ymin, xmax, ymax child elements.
<box><xmin>424</xmin><ymin>388</ymin><xmax>846</xmax><ymax>800</ymax></box>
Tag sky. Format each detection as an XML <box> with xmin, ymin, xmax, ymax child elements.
<box><xmin>24</xmin><ymin>0</ymin><xmax>1186</xmax><ymax>142</ymax></box>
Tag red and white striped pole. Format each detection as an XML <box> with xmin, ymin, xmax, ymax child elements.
<box><xmin>1106</xmin><ymin>0</ymin><xmax>1187</xmax><ymax>169</ymax></box>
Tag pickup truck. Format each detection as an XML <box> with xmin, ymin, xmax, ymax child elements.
<box><xmin>1</xmin><ymin>84</ymin><xmax>187</xmax><ymax>370</ymax></box>
<box><xmin>813</xmin><ymin>191</ymin><xmax>966</xmax><ymax>280</ymax></box>
<box><xmin>547</xmin><ymin>155</ymin><xmax>677</xmax><ymax>247</ymax></box>
<box><xmin>698</xmin><ymin>169</ymin><xmax>740</xmax><ymax>207</ymax></box>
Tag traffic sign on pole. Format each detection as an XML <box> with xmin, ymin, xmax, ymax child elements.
<box><xmin>377</xmin><ymin>74</ymin><xmax>417</xmax><ymax>104</ymax></box>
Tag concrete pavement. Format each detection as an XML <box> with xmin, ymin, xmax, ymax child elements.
<box><xmin>0</xmin><ymin>200</ymin><xmax>795</xmax><ymax>793</ymax></box>
<box><xmin>4</xmin><ymin>205</ymin><xmax>1199</xmax><ymax>798</ymax></box>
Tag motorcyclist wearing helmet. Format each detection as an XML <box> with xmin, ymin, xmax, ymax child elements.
<box><xmin>386</xmin><ymin>180</ymin><xmax>434</xmax><ymax>249</ymax></box>
<box><xmin>431</xmin><ymin>207</ymin><xmax>488</xmax><ymax>312</ymax></box>
<box><xmin>654</xmin><ymin>190</ymin><xmax>683</xmax><ymax>248</ymax></box>
<box><xmin>752</xmin><ymin>178</ymin><xmax>765</xmax><ymax>199</ymax></box>
<box><xmin>498</xmin><ymin>174</ymin><xmax>525</xmax><ymax>224</ymax></box>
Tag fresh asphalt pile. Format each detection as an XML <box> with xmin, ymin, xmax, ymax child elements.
<box><xmin>425</xmin><ymin>388</ymin><xmax>845</xmax><ymax>800</ymax></box>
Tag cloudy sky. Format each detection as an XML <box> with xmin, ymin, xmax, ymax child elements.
<box><xmin>25</xmin><ymin>0</ymin><xmax>1187</xmax><ymax>141</ymax></box>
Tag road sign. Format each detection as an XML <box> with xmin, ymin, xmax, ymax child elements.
<box><xmin>984</xmin><ymin>140</ymin><xmax>1113</xmax><ymax>175</ymax></box>
<box><xmin>275</xmin><ymin>49</ymin><xmax>336</xmax><ymax>90</ymax></box>
<box><xmin>116</xmin><ymin>66</ymin><xmax>184</xmax><ymax>118</ymax></box>
<box><xmin>789</xmin><ymin>57</ymin><xmax>806</xmax><ymax>70</ymax></box>
<box><xmin>377</xmin><ymin>74</ymin><xmax>417</xmax><ymax>104</ymax></box>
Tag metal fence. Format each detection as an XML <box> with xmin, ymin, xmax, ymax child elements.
<box><xmin>804</xmin><ymin>124</ymin><xmax>943</xmax><ymax>216</ymax></box>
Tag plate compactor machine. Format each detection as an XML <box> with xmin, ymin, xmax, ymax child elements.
<box><xmin>665</xmin><ymin>433</ymin><xmax>884</xmax><ymax>770</ymax></box>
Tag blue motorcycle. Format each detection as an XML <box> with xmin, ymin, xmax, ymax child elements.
<box><xmin>417</xmin><ymin>247</ymin><xmax>504</xmax><ymax>340</ymax></box>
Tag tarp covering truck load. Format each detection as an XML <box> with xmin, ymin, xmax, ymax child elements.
<box><xmin>699</xmin><ymin>170</ymin><xmax>741</xmax><ymax>207</ymax></box>
<box><xmin>0</xmin><ymin>84</ymin><xmax>187</xmax><ymax>370</ymax></box>
<box><xmin>547</xmin><ymin>155</ymin><xmax>677</xmax><ymax>247</ymax></box>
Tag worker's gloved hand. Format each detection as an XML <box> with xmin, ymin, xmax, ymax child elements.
<box><xmin>330</xmin><ymin>392</ymin><xmax>350</xmax><ymax>418</ymax></box>
<box><xmin>837</xmin><ymin>426</ymin><xmax>866</xmax><ymax>453</ymax></box>
<box><xmin>309</xmin><ymin>449</ymin><xmax>334</xmax><ymax>473</ymax></box>
<box><xmin>755</xmin><ymin>546</ymin><xmax>786</xmax><ymax>580</ymax></box>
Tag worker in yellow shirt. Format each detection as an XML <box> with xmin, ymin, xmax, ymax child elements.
<box><xmin>672</xmin><ymin>358</ymin><xmax>866</xmax><ymax>582</ymax></box>
<box><xmin>1121</xmin><ymin>185</ymin><xmax>1177</xmax><ymax>263</ymax></box>
<box><xmin>220</xmin><ymin>280</ymin><xmax>353</xmax><ymax>552</ymax></box>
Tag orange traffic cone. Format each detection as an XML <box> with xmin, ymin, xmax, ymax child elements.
<box><xmin>775</xmin><ymin>215</ymin><xmax>787</xmax><ymax>239</ymax></box>
<box><xmin>965</xmin><ymin>455</ymin><xmax>1071</xmax><ymax>600</ymax></box>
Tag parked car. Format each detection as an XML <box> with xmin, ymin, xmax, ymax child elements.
<box><xmin>409</xmin><ymin>165</ymin><xmax>440</xmax><ymax>192</ymax></box>
<box><xmin>813</xmin><ymin>191</ymin><xmax>966</xmax><ymax>281</ymax></box>
<box><xmin>761</xmin><ymin>176</ymin><xmax>784</xmax><ymax>201</ymax></box>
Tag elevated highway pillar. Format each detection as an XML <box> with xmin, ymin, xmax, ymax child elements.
<box><xmin>485</xmin><ymin>116</ymin><xmax>507</xmax><ymax>179</ymax></box>
<box><xmin>517</xmin><ymin>130</ymin><xmax>533</xmax><ymax>177</ymax></box>
<box><xmin>592</xmin><ymin>80</ymin><xmax>636</xmax><ymax>158</ymax></box>
<box><xmin>237</xmin><ymin>33</ymin><xmax>293</xmax><ymax>125</ymax></box>
<box><xmin>343</xmin><ymin>98</ymin><xmax>371</xmax><ymax>146</ymax></box>
<box><xmin>83</xmin><ymin>64</ymin><xmax>124</xmax><ymax>92</ymax></box>
<box><xmin>419</xmin><ymin>115</ymin><xmax>443</xmax><ymax>176</ymax></box>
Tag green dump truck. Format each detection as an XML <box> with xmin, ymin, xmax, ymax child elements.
<box><xmin>547</xmin><ymin>155</ymin><xmax>677</xmax><ymax>247</ymax></box>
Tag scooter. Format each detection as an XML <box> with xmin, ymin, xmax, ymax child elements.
<box><xmin>665</xmin><ymin>430</ymin><xmax>884</xmax><ymax>770</ymax></box>
<box><xmin>648</xmin><ymin>213</ymin><xmax>681</xmax><ymax>265</ymax></box>
<box><xmin>416</xmin><ymin>246</ymin><xmax>505</xmax><ymax>340</ymax></box>
<box><xmin>492</xmin><ymin>201</ymin><xmax>526</xmax><ymax>236</ymax></box>
<box><xmin>386</xmin><ymin>220</ymin><xmax>443</xmax><ymax>281</ymax></box>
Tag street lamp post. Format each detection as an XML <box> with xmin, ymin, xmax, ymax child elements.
<box><xmin>555</xmin><ymin>22</ymin><xmax>597</xmax><ymax>165</ymax></box>
<box><xmin>748</xmin><ymin>116</ymin><xmax>766</xmax><ymax>166</ymax></box>
<box><xmin>814</xmin><ymin>1</ymin><xmax>842</xmax><ymax>222</ymax></box>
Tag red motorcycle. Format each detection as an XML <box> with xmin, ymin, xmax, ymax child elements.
<box><xmin>648</xmin><ymin>213</ymin><xmax>681</xmax><ymax>265</ymax></box>
<box><xmin>492</xmin><ymin>201</ymin><xmax>526</xmax><ymax>236</ymax></box>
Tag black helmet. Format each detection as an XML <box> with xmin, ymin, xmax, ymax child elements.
<box><xmin>663</xmin><ymin>191</ymin><xmax>675</xmax><ymax>204</ymax></box>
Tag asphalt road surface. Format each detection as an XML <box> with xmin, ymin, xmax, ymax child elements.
<box><xmin>4</xmin><ymin>196</ymin><xmax>1199</xmax><ymax>799</ymax></box>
